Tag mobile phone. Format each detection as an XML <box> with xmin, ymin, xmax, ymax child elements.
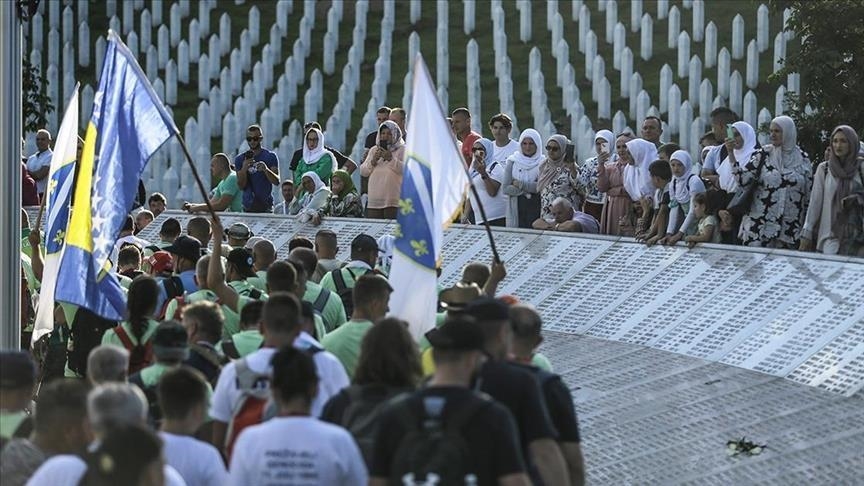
<box><xmin>564</xmin><ymin>144</ymin><xmax>575</xmax><ymax>162</ymax></box>
<box><xmin>378</xmin><ymin>140</ymin><xmax>391</xmax><ymax>150</ymax></box>
<box><xmin>726</xmin><ymin>125</ymin><xmax>735</xmax><ymax>140</ymax></box>
<box><xmin>245</xmin><ymin>150</ymin><xmax>254</xmax><ymax>159</ymax></box>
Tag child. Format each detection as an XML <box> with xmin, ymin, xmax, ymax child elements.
<box><xmin>685</xmin><ymin>192</ymin><xmax>721</xmax><ymax>247</ymax></box>
<box><xmin>637</xmin><ymin>159</ymin><xmax>672</xmax><ymax>245</ymax></box>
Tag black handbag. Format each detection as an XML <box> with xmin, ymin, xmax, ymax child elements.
<box><xmin>726</xmin><ymin>150</ymin><xmax>767</xmax><ymax>217</ymax></box>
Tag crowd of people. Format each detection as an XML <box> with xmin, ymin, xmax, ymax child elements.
<box><xmin>9</xmin><ymin>101</ymin><xmax>863</xmax><ymax>485</ymax></box>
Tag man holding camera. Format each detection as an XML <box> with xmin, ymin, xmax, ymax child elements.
<box><xmin>235</xmin><ymin>124</ymin><xmax>280</xmax><ymax>213</ymax></box>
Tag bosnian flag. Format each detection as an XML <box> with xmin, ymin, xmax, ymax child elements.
<box><xmin>388</xmin><ymin>56</ymin><xmax>469</xmax><ymax>340</ymax></box>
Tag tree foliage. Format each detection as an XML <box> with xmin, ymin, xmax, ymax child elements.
<box><xmin>22</xmin><ymin>56</ymin><xmax>54</xmax><ymax>134</ymax></box>
<box><xmin>769</xmin><ymin>0</ymin><xmax>864</xmax><ymax>162</ymax></box>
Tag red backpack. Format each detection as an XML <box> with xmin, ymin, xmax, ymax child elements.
<box><xmin>223</xmin><ymin>357</ymin><xmax>276</xmax><ymax>461</ymax></box>
<box><xmin>113</xmin><ymin>325</ymin><xmax>154</xmax><ymax>374</ymax></box>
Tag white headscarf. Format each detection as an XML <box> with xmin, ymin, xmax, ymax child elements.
<box><xmin>298</xmin><ymin>171</ymin><xmax>327</xmax><ymax>207</ymax></box>
<box><xmin>594</xmin><ymin>129</ymin><xmax>615</xmax><ymax>156</ymax></box>
<box><xmin>718</xmin><ymin>121</ymin><xmax>757</xmax><ymax>191</ymax></box>
<box><xmin>623</xmin><ymin>139</ymin><xmax>657</xmax><ymax>201</ymax></box>
<box><xmin>302</xmin><ymin>128</ymin><xmax>330</xmax><ymax>165</ymax></box>
<box><xmin>769</xmin><ymin>115</ymin><xmax>804</xmax><ymax>171</ymax></box>
<box><xmin>376</xmin><ymin>120</ymin><xmax>405</xmax><ymax>151</ymax></box>
<box><xmin>670</xmin><ymin>150</ymin><xmax>695</xmax><ymax>204</ymax></box>
<box><xmin>509</xmin><ymin>129</ymin><xmax>544</xmax><ymax>185</ymax></box>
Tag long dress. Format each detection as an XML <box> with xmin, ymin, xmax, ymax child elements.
<box><xmin>538</xmin><ymin>160</ymin><xmax>583</xmax><ymax>221</ymax></box>
<box><xmin>596</xmin><ymin>161</ymin><xmax>631</xmax><ymax>236</ymax></box>
<box><xmin>735</xmin><ymin>146</ymin><xmax>813</xmax><ymax>248</ymax></box>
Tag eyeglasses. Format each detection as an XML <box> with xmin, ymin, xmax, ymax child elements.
<box><xmin>246</xmin><ymin>136</ymin><xmax>262</xmax><ymax>142</ymax></box>
<box><xmin>545</xmin><ymin>146</ymin><xmax>559</xmax><ymax>151</ymax></box>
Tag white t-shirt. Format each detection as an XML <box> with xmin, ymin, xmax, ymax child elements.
<box><xmin>159</xmin><ymin>432</ymin><xmax>227</xmax><ymax>486</ymax></box>
<box><xmin>228</xmin><ymin>417</ymin><xmax>367</xmax><ymax>486</ymax></box>
<box><xmin>26</xmin><ymin>454</ymin><xmax>187</xmax><ymax>486</ymax></box>
<box><xmin>111</xmin><ymin>234</ymin><xmax>151</xmax><ymax>269</ymax></box>
<box><xmin>210</xmin><ymin>335</ymin><xmax>349</xmax><ymax>423</ymax></box>
<box><xmin>468</xmin><ymin>160</ymin><xmax>508</xmax><ymax>223</ymax></box>
<box><xmin>491</xmin><ymin>139</ymin><xmax>520</xmax><ymax>166</ymax></box>
<box><xmin>25</xmin><ymin>149</ymin><xmax>52</xmax><ymax>194</ymax></box>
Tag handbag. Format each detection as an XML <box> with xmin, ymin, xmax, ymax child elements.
<box><xmin>726</xmin><ymin>150</ymin><xmax>768</xmax><ymax>217</ymax></box>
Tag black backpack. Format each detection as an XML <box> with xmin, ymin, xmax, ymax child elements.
<box><xmin>330</xmin><ymin>267</ymin><xmax>374</xmax><ymax>318</ymax></box>
<box><xmin>66</xmin><ymin>308</ymin><xmax>118</xmax><ymax>377</ymax></box>
<box><xmin>340</xmin><ymin>385</ymin><xmax>410</xmax><ymax>467</ymax></box>
<box><xmin>388</xmin><ymin>393</ymin><xmax>490</xmax><ymax>485</ymax></box>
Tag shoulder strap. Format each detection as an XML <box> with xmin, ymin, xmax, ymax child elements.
<box><xmin>190</xmin><ymin>343</ymin><xmax>224</xmax><ymax>369</ymax></box>
<box><xmin>129</xmin><ymin>372</ymin><xmax>146</xmax><ymax>390</ymax></box>
<box><xmin>312</xmin><ymin>288</ymin><xmax>331</xmax><ymax>313</ymax></box>
<box><xmin>222</xmin><ymin>339</ymin><xmax>240</xmax><ymax>360</ymax></box>
<box><xmin>113</xmin><ymin>325</ymin><xmax>135</xmax><ymax>350</ymax></box>
<box><xmin>332</xmin><ymin>268</ymin><xmax>348</xmax><ymax>291</ymax></box>
<box><xmin>248</xmin><ymin>288</ymin><xmax>262</xmax><ymax>300</ymax></box>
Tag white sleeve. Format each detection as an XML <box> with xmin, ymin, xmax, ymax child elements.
<box><xmin>164</xmin><ymin>465</ymin><xmax>188</xmax><ymax>486</ymax></box>
<box><xmin>209</xmin><ymin>362</ymin><xmax>237</xmax><ymax>423</ymax></box>
<box><xmin>203</xmin><ymin>446</ymin><xmax>229</xmax><ymax>486</ymax></box>
<box><xmin>311</xmin><ymin>352</ymin><xmax>350</xmax><ymax>417</ymax></box>
<box><xmin>228</xmin><ymin>432</ymin><xmax>253</xmax><ymax>486</ymax></box>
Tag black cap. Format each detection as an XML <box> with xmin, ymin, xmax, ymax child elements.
<box><xmin>164</xmin><ymin>235</ymin><xmax>202</xmax><ymax>263</ymax></box>
<box><xmin>425</xmin><ymin>316</ymin><xmax>485</xmax><ymax>351</ymax></box>
<box><xmin>152</xmin><ymin>321</ymin><xmax>189</xmax><ymax>361</ymax></box>
<box><xmin>464</xmin><ymin>297</ymin><xmax>510</xmax><ymax>321</ymax></box>
<box><xmin>0</xmin><ymin>351</ymin><xmax>37</xmax><ymax>389</ymax></box>
<box><xmin>351</xmin><ymin>234</ymin><xmax>379</xmax><ymax>253</ymax></box>
<box><xmin>225</xmin><ymin>222</ymin><xmax>253</xmax><ymax>240</ymax></box>
<box><xmin>227</xmin><ymin>248</ymin><xmax>256</xmax><ymax>277</ymax></box>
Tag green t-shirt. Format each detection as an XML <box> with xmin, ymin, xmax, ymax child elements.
<box><xmin>101</xmin><ymin>319</ymin><xmax>160</xmax><ymax>347</ymax></box>
<box><xmin>220</xmin><ymin>329</ymin><xmax>264</xmax><ymax>358</ymax></box>
<box><xmin>303</xmin><ymin>282</ymin><xmax>347</xmax><ymax>333</ymax></box>
<box><xmin>213</xmin><ymin>172</ymin><xmax>244</xmax><ymax>212</ymax></box>
<box><xmin>229</xmin><ymin>280</ymin><xmax>268</xmax><ymax>300</ymax></box>
<box><xmin>321</xmin><ymin>319</ymin><xmax>373</xmax><ymax>378</ymax></box>
<box><xmin>531</xmin><ymin>352</ymin><xmax>553</xmax><ymax>372</ymax></box>
<box><xmin>293</xmin><ymin>154</ymin><xmax>335</xmax><ymax>193</ymax></box>
<box><xmin>164</xmin><ymin>289</ymin><xmax>248</xmax><ymax>338</ymax></box>
<box><xmin>0</xmin><ymin>411</ymin><xmax>28</xmax><ymax>439</ymax></box>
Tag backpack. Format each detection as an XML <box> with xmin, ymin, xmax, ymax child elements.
<box><xmin>330</xmin><ymin>267</ymin><xmax>373</xmax><ymax>318</ymax></box>
<box><xmin>128</xmin><ymin>370</ymin><xmax>161</xmax><ymax>429</ymax></box>
<box><xmin>224</xmin><ymin>346</ymin><xmax>322</xmax><ymax>460</ymax></box>
<box><xmin>388</xmin><ymin>393</ymin><xmax>490</xmax><ymax>485</ymax></box>
<box><xmin>167</xmin><ymin>294</ymin><xmax>222</xmax><ymax>322</ymax></box>
<box><xmin>158</xmin><ymin>276</ymin><xmax>186</xmax><ymax>319</ymax></box>
<box><xmin>113</xmin><ymin>325</ymin><xmax>154</xmax><ymax>374</ymax></box>
<box><xmin>340</xmin><ymin>385</ymin><xmax>410</xmax><ymax>467</ymax></box>
<box><xmin>311</xmin><ymin>287</ymin><xmax>332</xmax><ymax>316</ymax></box>
<box><xmin>67</xmin><ymin>309</ymin><xmax>118</xmax><ymax>377</ymax></box>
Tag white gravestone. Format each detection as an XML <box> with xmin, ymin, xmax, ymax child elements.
<box><xmin>157</xmin><ymin>25</ymin><xmax>169</xmax><ymax>69</ymax></box>
<box><xmin>146</xmin><ymin>45</ymin><xmax>158</xmax><ymax>82</ymax></box>
<box><xmin>249</xmin><ymin>6</ymin><xmax>260</xmax><ymax>46</ymax></box>
<box><xmin>743</xmin><ymin>91</ymin><xmax>758</xmax><ymax>127</ymax></box>
<box><xmin>729</xmin><ymin>70</ymin><xmax>743</xmax><ymax>115</ymax></box>
<box><xmin>198</xmin><ymin>53</ymin><xmax>209</xmax><ymax>98</ymax></box>
<box><xmin>464</xmin><ymin>0</ymin><xmax>475</xmax><ymax>35</ymax></box>
<box><xmin>775</xmin><ymin>85</ymin><xmax>786</xmax><ymax>116</ymax></box>
<box><xmin>584</xmin><ymin>30</ymin><xmax>597</xmax><ymax>80</ymax></box>
<box><xmin>640</xmin><ymin>13</ymin><xmax>652</xmax><ymax>61</ymax></box>
<box><xmin>170</xmin><ymin>3</ymin><xmax>181</xmax><ymax>47</ymax></box>
<box><xmin>717</xmin><ymin>48</ymin><xmax>731</xmax><ymax>98</ymax></box>
<box><xmin>62</xmin><ymin>6</ymin><xmax>73</xmax><ymax>45</ymax></box>
<box><xmin>78</xmin><ymin>22</ymin><xmax>90</xmax><ymax>67</ymax></box>
<box><xmin>605</xmin><ymin>0</ymin><xmax>617</xmax><ymax>44</ymax></box>
<box><xmin>757</xmin><ymin>4</ymin><xmax>769</xmax><ymax>52</ymax></box>
<box><xmin>679</xmin><ymin>101</ymin><xmax>693</xmax><ymax>149</ymax></box>
<box><xmin>692</xmin><ymin>0</ymin><xmax>704</xmax><ymax>42</ymax></box>
<box><xmin>220</xmin><ymin>14</ymin><xmax>231</xmax><ymax>56</ymax></box>
<box><xmin>598</xmin><ymin>77</ymin><xmax>612</xmax><ymax>120</ymax></box>
<box><xmin>189</xmin><ymin>19</ymin><xmax>200</xmax><ymax>61</ymax></box>
<box><xmin>667</xmin><ymin>6</ymin><xmax>679</xmax><ymax>49</ymax></box>
<box><xmin>178</xmin><ymin>40</ymin><xmax>189</xmax><ymax>83</ymax></box>
<box><xmin>732</xmin><ymin>14</ymin><xmax>745</xmax><ymax>59</ymax></box>
<box><xmin>704</xmin><ymin>21</ymin><xmax>717</xmax><ymax>68</ymax></box>
<box><xmin>757</xmin><ymin>107</ymin><xmax>772</xmax><ymax>145</ymax></box>
<box><xmin>773</xmin><ymin>32</ymin><xmax>786</xmax><ymax>74</ymax></box>
<box><xmin>230</xmin><ymin>49</ymin><xmax>242</xmax><ymax>95</ymax></box>
<box><xmin>31</xmin><ymin>13</ymin><xmax>42</xmax><ymax>52</ymax></box>
<box><xmin>165</xmin><ymin>60</ymin><xmax>177</xmax><ymax>105</ymax></box>
<box><xmin>122</xmin><ymin>0</ymin><xmax>132</xmax><ymax>35</ymax></box>
<box><xmin>657</xmin><ymin>0</ymin><xmax>668</xmax><ymax>19</ymax></box>
<box><xmin>629</xmin><ymin>72</ymin><xmax>643</xmax><ymax>119</ymax></box>
<box><xmin>659</xmin><ymin>63</ymin><xmax>673</xmax><ymax>113</ymax></box>
<box><xmin>48</xmin><ymin>28</ymin><xmax>59</xmax><ymax>69</ymax></box>
<box><xmin>578</xmin><ymin>5</ymin><xmax>590</xmax><ymax>53</ymax></box>
<box><xmin>620</xmin><ymin>47</ymin><xmax>633</xmax><ymax>98</ymax></box>
<box><xmin>668</xmin><ymin>84</ymin><xmax>681</xmax><ymax>134</ymax></box>
<box><xmin>126</xmin><ymin>31</ymin><xmax>139</xmax><ymax>61</ymax></box>
<box><xmin>613</xmin><ymin>22</ymin><xmax>625</xmax><ymax>70</ymax></box>
<box><xmin>520</xmin><ymin>0</ymin><xmax>531</xmax><ymax>42</ymax></box>
<box><xmin>699</xmin><ymin>79</ymin><xmax>713</xmax><ymax>123</ymax></box>
<box><xmin>746</xmin><ymin>40</ymin><xmax>760</xmax><ymax>89</ymax></box>
<box><xmin>677</xmin><ymin>31</ymin><xmax>690</xmax><ymax>79</ymax></box>
<box><xmin>631</xmin><ymin>0</ymin><xmax>642</xmax><ymax>33</ymax></box>
<box><xmin>688</xmin><ymin>55</ymin><xmax>702</xmax><ymax>108</ymax></box>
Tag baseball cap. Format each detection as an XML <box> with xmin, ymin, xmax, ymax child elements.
<box><xmin>164</xmin><ymin>235</ymin><xmax>202</xmax><ymax>263</ymax></box>
<box><xmin>351</xmin><ymin>234</ymin><xmax>379</xmax><ymax>253</ymax></box>
<box><xmin>425</xmin><ymin>316</ymin><xmax>485</xmax><ymax>351</ymax></box>
<box><xmin>227</xmin><ymin>248</ymin><xmax>256</xmax><ymax>277</ymax></box>
<box><xmin>225</xmin><ymin>222</ymin><xmax>253</xmax><ymax>240</ymax></box>
<box><xmin>0</xmin><ymin>351</ymin><xmax>37</xmax><ymax>389</ymax></box>
<box><xmin>147</xmin><ymin>251</ymin><xmax>174</xmax><ymax>274</ymax></box>
<box><xmin>439</xmin><ymin>282</ymin><xmax>483</xmax><ymax>310</ymax></box>
<box><xmin>152</xmin><ymin>321</ymin><xmax>190</xmax><ymax>361</ymax></box>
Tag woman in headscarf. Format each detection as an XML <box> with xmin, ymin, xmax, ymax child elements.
<box><xmin>464</xmin><ymin>138</ymin><xmax>508</xmax><ymax>226</ymax></box>
<box><xmin>623</xmin><ymin>138</ymin><xmax>659</xmax><ymax>236</ymax></box>
<box><xmin>661</xmin><ymin>150</ymin><xmax>706</xmax><ymax>244</ymax></box>
<box><xmin>314</xmin><ymin>170</ymin><xmax>363</xmax><ymax>224</ymax></box>
<box><xmin>289</xmin><ymin>171</ymin><xmax>332</xmax><ymax>223</ymax></box>
<box><xmin>360</xmin><ymin>120</ymin><xmax>406</xmax><ymax>219</ymax></box>
<box><xmin>578</xmin><ymin>130</ymin><xmax>614</xmax><ymax>222</ymax></box>
<box><xmin>503</xmin><ymin>129</ymin><xmax>544</xmax><ymax>228</ymax></box>
<box><xmin>294</xmin><ymin>127</ymin><xmax>337</xmax><ymax>189</ymax></box>
<box><xmin>597</xmin><ymin>132</ymin><xmax>634</xmax><ymax>235</ymax></box>
<box><xmin>733</xmin><ymin>116</ymin><xmax>813</xmax><ymax>248</ymax></box>
<box><xmin>716</xmin><ymin>121</ymin><xmax>759</xmax><ymax>243</ymax></box>
<box><xmin>537</xmin><ymin>134</ymin><xmax>583</xmax><ymax>222</ymax></box>
<box><xmin>801</xmin><ymin>125</ymin><xmax>864</xmax><ymax>255</ymax></box>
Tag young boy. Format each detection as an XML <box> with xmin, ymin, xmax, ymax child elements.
<box><xmin>637</xmin><ymin>160</ymin><xmax>673</xmax><ymax>246</ymax></box>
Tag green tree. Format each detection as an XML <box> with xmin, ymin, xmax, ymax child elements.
<box><xmin>770</xmin><ymin>0</ymin><xmax>864</xmax><ymax>162</ymax></box>
<box><xmin>22</xmin><ymin>56</ymin><xmax>54</xmax><ymax>133</ymax></box>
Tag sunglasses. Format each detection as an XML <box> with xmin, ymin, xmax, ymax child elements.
<box><xmin>246</xmin><ymin>136</ymin><xmax>262</xmax><ymax>142</ymax></box>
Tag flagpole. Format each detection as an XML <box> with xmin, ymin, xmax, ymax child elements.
<box><xmin>465</xmin><ymin>182</ymin><xmax>501</xmax><ymax>263</ymax></box>
<box><xmin>174</xmin><ymin>133</ymin><xmax>222</xmax><ymax>226</ymax></box>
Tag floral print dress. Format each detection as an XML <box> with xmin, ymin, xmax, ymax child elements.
<box><xmin>735</xmin><ymin>146</ymin><xmax>813</xmax><ymax>248</ymax></box>
<box><xmin>539</xmin><ymin>162</ymin><xmax>584</xmax><ymax>220</ymax></box>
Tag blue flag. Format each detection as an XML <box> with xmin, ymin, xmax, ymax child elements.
<box><xmin>56</xmin><ymin>30</ymin><xmax>177</xmax><ymax>319</ymax></box>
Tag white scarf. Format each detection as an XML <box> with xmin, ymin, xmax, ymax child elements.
<box><xmin>623</xmin><ymin>139</ymin><xmax>657</xmax><ymax>201</ymax></box>
<box><xmin>717</xmin><ymin>121</ymin><xmax>757</xmax><ymax>192</ymax></box>
<box><xmin>670</xmin><ymin>150</ymin><xmax>696</xmax><ymax>204</ymax></box>
<box><xmin>510</xmin><ymin>129</ymin><xmax>544</xmax><ymax>185</ymax></box>
<box><xmin>301</xmin><ymin>128</ymin><xmax>330</xmax><ymax>166</ymax></box>
<box><xmin>298</xmin><ymin>171</ymin><xmax>327</xmax><ymax>208</ymax></box>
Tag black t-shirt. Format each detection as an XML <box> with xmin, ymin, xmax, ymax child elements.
<box><xmin>371</xmin><ymin>386</ymin><xmax>526</xmax><ymax>485</ymax></box>
<box><xmin>289</xmin><ymin>145</ymin><xmax>351</xmax><ymax>171</ymax></box>
<box><xmin>364</xmin><ymin>131</ymin><xmax>377</xmax><ymax>149</ymax></box>
<box><xmin>509</xmin><ymin>362</ymin><xmax>581</xmax><ymax>443</ymax></box>
<box><xmin>477</xmin><ymin>360</ymin><xmax>558</xmax><ymax>448</ymax></box>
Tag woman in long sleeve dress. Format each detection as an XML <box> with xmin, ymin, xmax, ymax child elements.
<box><xmin>735</xmin><ymin>116</ymin><xmax>813</xmax><ymax>248</ymax></box>
<box><xmin>503</xmin><ymin>129</ymin><xmax>544</xmax><ymax>228</ymax></box>
<box><xmin>597</xmin><ymin>133</ymin><xmax>634</xmax><ymax>235</ymax></box>
<box><xmin>537</xmin><ymin>134</ymin><xmax>583</xmax><ymax>221</ymax></box>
